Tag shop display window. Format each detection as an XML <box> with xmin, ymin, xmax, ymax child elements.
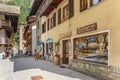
<box><xmin>74</xmin><ymin>32</ymin><xmax>108</xmax><ymax>65</ymax></box>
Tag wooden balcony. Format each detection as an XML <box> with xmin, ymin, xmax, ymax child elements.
<box><xmin>0</xmin><ymin>20</ymin><xmax>11</xmax><ymax>27</ymax></box>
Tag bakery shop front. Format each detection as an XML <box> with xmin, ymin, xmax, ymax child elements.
<box><xmin>72</xmin><ymin>23</ymin><xmax>110</xmax><ymax>65</ymax></box>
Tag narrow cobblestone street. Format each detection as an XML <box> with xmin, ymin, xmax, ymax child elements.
<box><xmin>13</xmin><ymin>57</ymin><xmax>97</xmax><ymax>80</ymax></box>
<box><xmin>0</xmin><ymin>57</ymin><xmax>97</xmax><ymax>80</ymax></box>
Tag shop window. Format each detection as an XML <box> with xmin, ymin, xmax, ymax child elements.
<box><xmin>80</xmin><ymin>0</ymin><xmax>103</xmax><ymax>12</ymax></box>
<box><xmin>62</xmin><ymin>4</ymin><xmax>69</xmax><ymax>22</ymax></box>
<box><xmin>74</xmin><ymin>32</ymin><xmax>109</xmax><ymax>65</ymax></box>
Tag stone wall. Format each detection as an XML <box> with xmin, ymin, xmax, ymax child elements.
<box><xmin>70</xmin><ymin>60</ymin><xmax>120</xmax><ymax>80</ymax></box>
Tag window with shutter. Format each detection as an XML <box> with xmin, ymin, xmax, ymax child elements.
<box><xmin>42</xmin><ymin>22</ymin><xmax>46</xmax><ymax>33</ymax></box>
<box><xmin>80</xmin><ymin>0</ymin><xmax>103</xmax><ymax>12</ymax></box>
<box><xmin>53</xmin><ymin>13</ymin><xmax>56</xmax><ymax>27</ymax></box>
<box><xmin>69</xmin><ymin>0</ymin><xmax>74</xmax><ymax>18</ymax></box>
<box><xmin>47</xmin><ymin>19</ymin><xmax>49</xmax><ymax>30</ymax></box>
<box><xmin>63</xmin><ymin>4</ymin><xmax>69</xmax><ymax>21</ymax></box>
<box><xmin>58</xmin><ymin>8</ymin><xmax>61</xmax><ymax>24</ymax></box>
<box><xmin>51</xmin><ymin>17</ymin><xmax>53</xmax><ymax>29</ymax></box>
<box><xmin>80</xmin><ymin>0</ymin><xmax>87</xmax><ymax>11</ymax></box>
<box><xmin>44</xmin><ymin>22</ymin><xmax>46</xmax><ymax>32</ymax></box>
<box><xmin>42</xmin><ymin>24</ymin><xmax>44</xmax><ymax>33</ymax></box>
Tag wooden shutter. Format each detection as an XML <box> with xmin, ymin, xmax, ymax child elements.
<box><xmin>51</xmin><ymin>17</ymin><xmax>53</xmax><ymax>28</ymax></box>
<box><xmin>80</xmin><ymin>0</ymin><xmax>87</xmax><ymax>11</ymax></box>
<box><xmin>44</xmin><ymin>22</ymin><xmax>46</xmax><ymax>32</ymax></box>
<box><xmin>47</xmin><ymin>19</ymin><xmax>49</xmax><ymax>30</ymax></box>
<box><xmin>53</xmin><ymin>13</ymin><xmax>56</xmax><ymax>27</ymax></box>
<box><xmin>42</xmin><ymin>24</ymin><xmax>44</xmax><ymax>33</ymax></box>
<box><xmin>69</xmin><ymin>0</ymin><xmax>74</xmax><ymax>18</ymax></box>
<box><xmin>58</xmin><ymin>8</ymin><xmax>61</xmax><ymax>24</ymax></box>
<box><xmin>90</xmin><ymin>0</ymin><xmax>93</xmax><ymax>6</ymax></box>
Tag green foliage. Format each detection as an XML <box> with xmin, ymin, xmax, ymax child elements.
<box><xmin>5</xmin><ymin>0</ymin><xmax>32</xmax><ymax>46</ymax></box>
<box><xmin>5</xmin><ymin>0</ymin><xmax>32</xmax><ymax>23</ymax></box>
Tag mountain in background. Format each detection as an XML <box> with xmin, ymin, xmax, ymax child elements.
<box><xmin>4</xmin><ymin>0</ymin><xmax>33</xmax><ymax>46</ymax></box>
<box><xmin>5</xmin><ymin>0</ymin><xmax>32</xmax><ymax>23</ymax></box>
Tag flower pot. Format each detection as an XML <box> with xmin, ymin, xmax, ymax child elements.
<box><xmin>54</xmin><ymin>55</ymin><xmax>60</xmax><ymax>65</ymax></box>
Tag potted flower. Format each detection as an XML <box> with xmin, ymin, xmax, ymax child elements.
<box><xmin>54</xmin><ymin>41</ymin><xmax>60</xmax><ymax>65</ymax></box>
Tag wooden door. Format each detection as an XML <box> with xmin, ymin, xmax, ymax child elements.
<box><xmin>62</xmin><ymin>40</ymin><xmax>69</xmax><ymax>64</ymax></box>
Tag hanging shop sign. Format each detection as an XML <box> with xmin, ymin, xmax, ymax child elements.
<box><xmin>46</xmin><ymin>38</ymin><xmax>53</xmax><ymax>43</ymax></box>
<box><xmin>77</xmin><ymin>23</ymin><xmax>97</xmax><ymax>34</ymax></box>
<box><xmin>36</xmin><ymin>42</ymin><xmax>41</xmax><ymax>46</ymax></box>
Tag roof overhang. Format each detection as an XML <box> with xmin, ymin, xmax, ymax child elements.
<box><xmin>41</xmin><ymin>0</ymin><xmax>63</xmax><ymax>16</ymax></box>
<box><xmin>29</xmin><ymin>0</ymin><xmax>43</xmax><ymax>16</ymax></box>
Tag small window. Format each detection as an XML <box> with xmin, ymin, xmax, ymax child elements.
<box><xmin>47</xmin><ymin>19</ymin><xmax>49</xmax><ymax>30</ymax></box>
<box><xmin>58</xmin><ymin>8</ymin><xmax>61</xmax><ymax>24</ymax></box>
<box><xmin>80</xmin><ymin>0</ymin><xmax>87</xmax><ymax>11</ymax></box>
<box><xmin>80</xmin><ymin>0</ymin><xmax>103</xmax><ymax>12</ymax></box>
<box><xmin>62</xmin><ymin>4</ymin><xmax>69</xmax><ymax>21</ymax></box>
<box><xmin>42</xmin><ymin>22</ymin><xmax>46</xmax><ymax>33</ymax></box>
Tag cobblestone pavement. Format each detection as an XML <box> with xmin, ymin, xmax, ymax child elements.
<box><xmin>13</xmin><ymin>57</ymin><xmax>97</xmax><ymax>80</ymax></box>
<box><xmin>0</xmin><ymin>57</ymin><xmax>97</xmax><ymax>80</ymax></box>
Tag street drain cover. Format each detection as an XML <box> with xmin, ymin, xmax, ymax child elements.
<box><xmin>31</xmin><ymin>75</ymin><xmax>43</xmax><ymax>80</ymax></box>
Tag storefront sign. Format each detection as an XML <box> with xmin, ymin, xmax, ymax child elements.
<box><xmin>77</xmin><ymin>23</ymin><xmax>97</xmax><ymax>34</ymax></box>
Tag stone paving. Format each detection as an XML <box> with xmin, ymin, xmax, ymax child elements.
<box><xmin>0</xmin><ymin>59</ymin><xmax>13</xmax><ymax>80</ymax></box>
<box><xmin>0</xmin><ymin>56</ymin><xmax>97</xmax><ymax>80</ymax></box>
<box><xmin>13</xmin><ymin>57</ymin><xmax>97</xmax><ymax>80</ymax></box>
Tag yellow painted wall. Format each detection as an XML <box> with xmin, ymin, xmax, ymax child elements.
<box><xmin>40</xmin><ymin>0</ymin><xmax>120</xmax><ymax>67</ymax></box>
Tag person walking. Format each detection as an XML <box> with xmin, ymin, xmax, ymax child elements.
<box><xmin>34</xmin><ymin>49</ymin><xmax>39</xmax><ymax>61</ymax></box>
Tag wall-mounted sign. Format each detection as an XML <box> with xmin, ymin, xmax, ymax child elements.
<box><xmin>36</xmin><ymin>42</ymin><xmax>41</xmax><ymax>46</ymax></box>
<box><xmin>77</xmin><ymin>23</ymin><xmax>97</xmax><ymax>34</ymax></box>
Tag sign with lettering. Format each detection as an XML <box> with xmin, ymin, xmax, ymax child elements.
<box><xmin>77</xmin><ymin>23</ymin><xmax>97</xmax><ymax>34</ymax></box>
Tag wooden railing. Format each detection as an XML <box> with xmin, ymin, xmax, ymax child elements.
<box><xmin>0</xmin><ymin>20</ymin><xmax>11</xmax><ymax>27</ymax></box>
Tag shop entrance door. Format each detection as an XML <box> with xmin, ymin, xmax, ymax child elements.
<box><xmin>62</xmin><ymin>40</ymin><xmax>69</xmax><ymax>64</ymax></box>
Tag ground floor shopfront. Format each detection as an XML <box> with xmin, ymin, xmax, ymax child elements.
<box><xmin>40</xmin><ymin>22</ymin><xmax>120</xmax><ymax>79</ymax></box>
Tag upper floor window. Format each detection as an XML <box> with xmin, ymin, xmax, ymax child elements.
<box><xmin>62</xmin><ymin>4</ymin><xmax>69</xmax><ymax>22</ymax></box>
<box><xmin>53</xmin><ymin>13</ymin><xmax>56</xmax><ymax>27</ymax></box>
<box><xmin>58</xmin><ymin>8</ymin><xmax>61</xmax><ymax>24</ymax></box>
<box><xmin>42</xmin><ymin>22</ymin><xmax>46</xmax><ymax>33</ymax></box>
<box><xmin>80</xmin><ymin>0</ymin><xmax>103</xmax><ymax>12</ymax></box>
<box><xmin>47</xmin><ymin>19</ymin><xmax>49</xmax><ymax>30</ymax></box>
<box><xmin>38</xmin><ymin>21</ymin><xmax>39</xmax><ymax>29</ymax></box>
